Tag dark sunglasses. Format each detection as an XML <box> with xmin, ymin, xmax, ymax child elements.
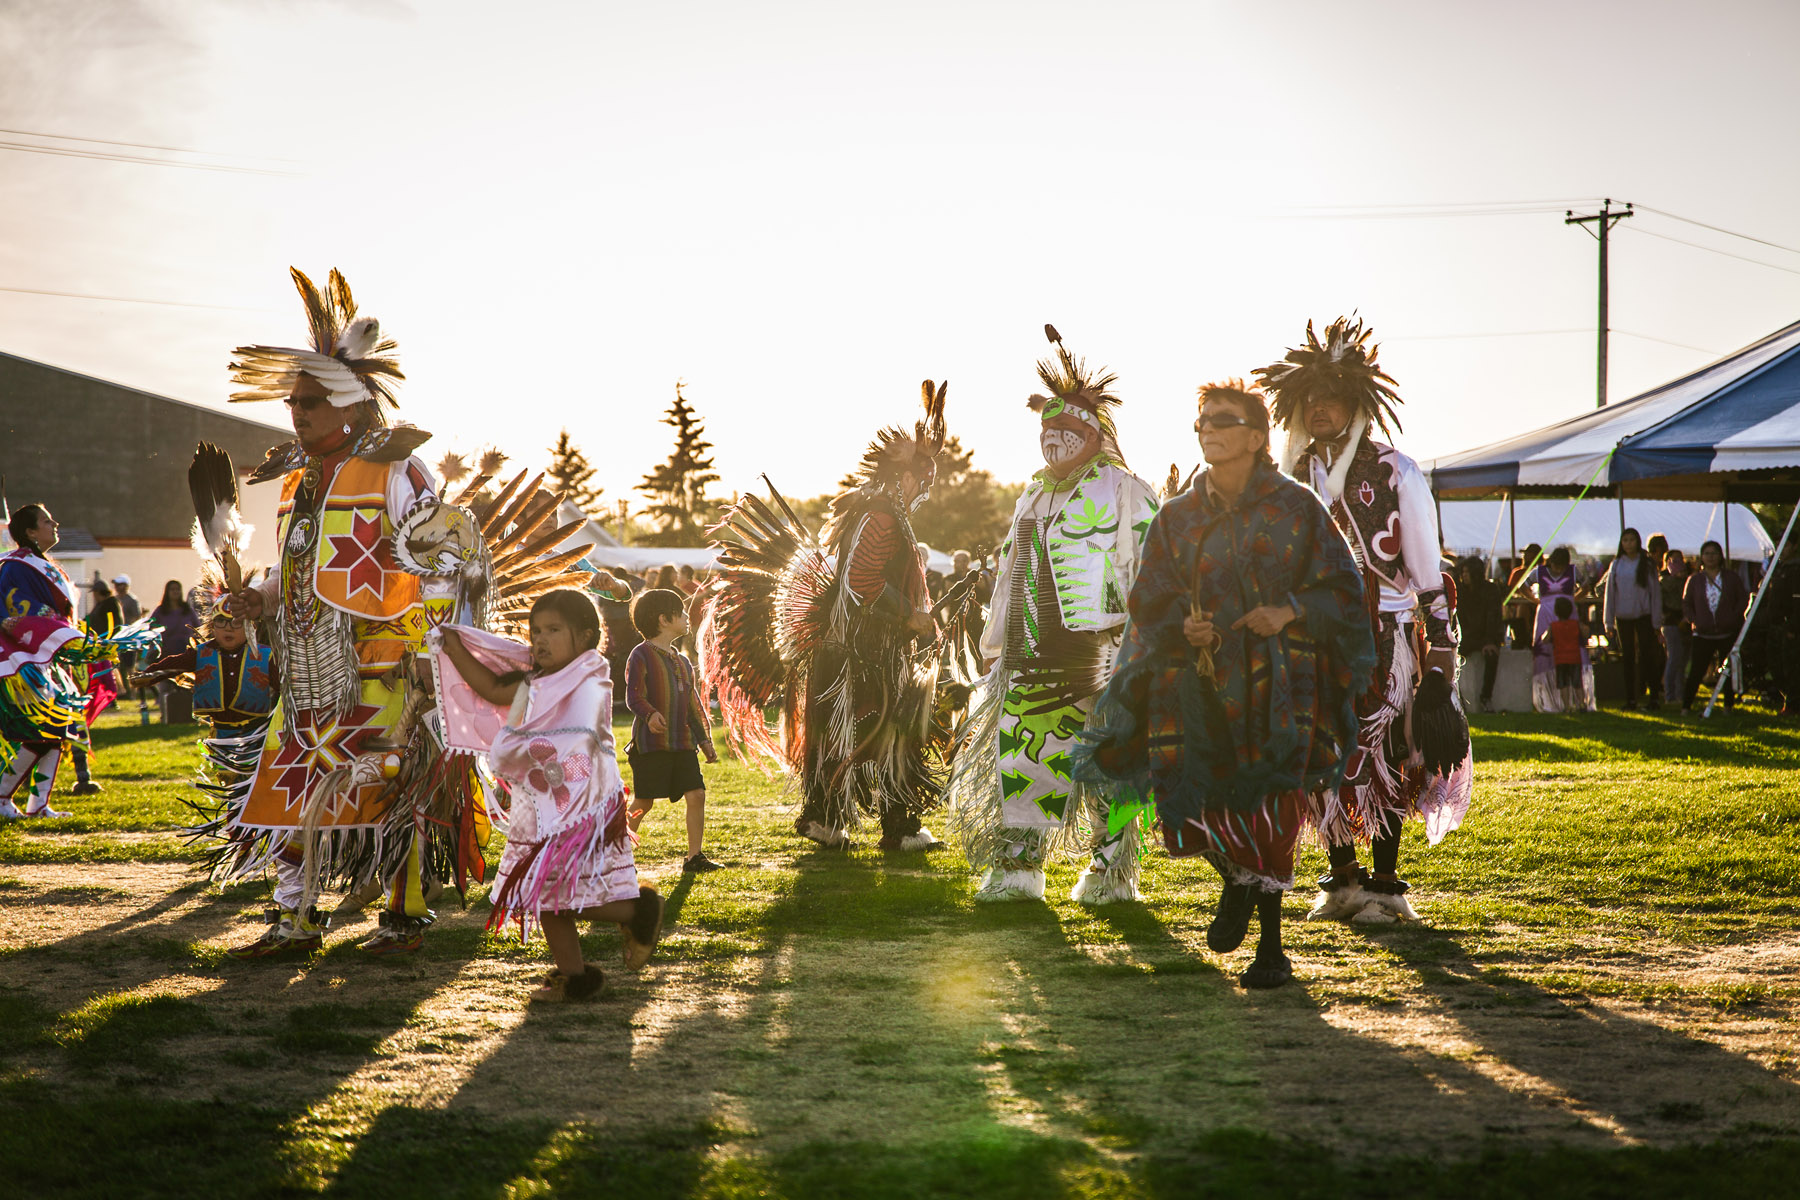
<box><xmin>1196</xmin><ymin>413</ymin><xmax>1253</xmax><ymax>431</ymax></box>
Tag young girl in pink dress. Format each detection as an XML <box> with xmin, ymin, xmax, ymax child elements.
<box><xmin>436</xmin><ymin>589</ymin><xmax>663</xmax><ymax>1002</ymax></box>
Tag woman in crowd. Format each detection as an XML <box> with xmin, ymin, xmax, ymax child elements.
<box><xmin>1601</xmin><ymin>528</ymin><xmax>1658</xmax><ymax>711</ymax></box>
<box><xmin>1681</xmin><ymin>540</ymin><xmax>1748</xmax><ymax>713</ymax></box>
<box><xmin>150</xmin><ymin>580</ymin><xmax>200</xmax><ymax>723</ymax></box>
<box><xmin>1530</xmin><ymin>546</ymin><xmax>1593</xmax><ymax>712</ymax></box>
<box><xmin>1659</xmin><ymin>547</ymin><xmax>1691</xmax><ymax>706</ymax></box>
<box><xmin>1455</xmin><ymin>556</ymin><xmax>1505</xmax><ymax>712</ymax></box>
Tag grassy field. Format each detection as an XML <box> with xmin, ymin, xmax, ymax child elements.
<box><xmin>2</xmin><ymin>707</ymin><xmax>1798</xmax><ymax>1198</ymax></box>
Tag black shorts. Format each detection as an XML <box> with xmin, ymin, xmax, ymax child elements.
<box><xmin>1555</xmin><ymin>663</ymin><xmax>1580</xmax><ymax>687</ymax></box>
<box><xmin>627</xmin><ymin>747</ymin><xmax>705</xmax><ymax>802</ymax></box>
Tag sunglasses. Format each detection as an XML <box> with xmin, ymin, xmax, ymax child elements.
<box><xmin>1196</xmin><ymin>413</ymin><xmax>1254</xmax><ymax>431</ymax></box>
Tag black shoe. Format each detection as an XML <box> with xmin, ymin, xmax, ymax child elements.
<box><xmin>682</xmin><ymin>852</ymin><xmax>724</xmax><ymax>873</ymax></box>
<box><xmin>1206</xmin><ymin>882</ymin><xmax>1256</xmax><ymax>953</ymax></box>
<box><xmin>1239</xmin><ymin>950</ymin><xmax>1293</xmax><ymax>990</ymax></box>
<box><xmin>70</xmin><ymin>781</ymin><xmax>102</xmax><ymax>796</ymax></box>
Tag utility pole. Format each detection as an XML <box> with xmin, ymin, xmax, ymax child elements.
<box><xmin>1565</xmin><ymin>199</ymin><xmax>1634</xmax><ymax>407</ymax></box>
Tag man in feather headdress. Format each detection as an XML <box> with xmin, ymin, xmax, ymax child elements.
<box><xmin>944</xmin><ymin>326</ymin><xmax>1161</xmax><ymax>903</ymax></box>
<box><xmin>218</xmin><ymin>268</ymin><xmax>453</xmax><ymax>958</ymax></box>
<box><xmin>1255</xmin><ymin>316</ymin><xmax>1473</xmax><ymax>925</ymax></box>
<box><xmin>702</xmin><ymin>383</ymin><xmax>951</xmax><ymax>851</ymax></box>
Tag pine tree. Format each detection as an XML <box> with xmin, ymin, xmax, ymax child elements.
<box><xmin>636</xmin><ymin>382</ymin><xmax>721</xmax><ymax>546</ymax></box>
<box><xmin>546</xmin><ymin>429</ymin><xmax>604</xmax><ymax>513</ymax></box>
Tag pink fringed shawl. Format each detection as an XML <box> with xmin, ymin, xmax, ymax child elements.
<box><xmin>433</xmin><ymin>627</ymin><xmax>636</xmax><ymax>936</ymax></box>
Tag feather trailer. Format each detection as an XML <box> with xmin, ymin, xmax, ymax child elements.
<box><xmin>188</xmin><ymin>443</ymin><xmax>252</xmax><ymax>598</ymax></box>
<box><xmin>1412</xmin><ymin>668</ymin><xmax>1470</xmax><ymax>780</ymax></box>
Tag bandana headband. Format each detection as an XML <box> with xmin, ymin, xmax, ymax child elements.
<box><xmin>1036</xmin><ymin>396</ymin><xmax>1100</xmax><ymax>431</ymax></box>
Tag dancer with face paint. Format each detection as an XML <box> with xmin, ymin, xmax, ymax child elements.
<box><xmin>1257</xmin><ymin>317</ymin><xmax>1474</xmax><ymax>926</ymax></box>
<box><xmin>945</xmin><ymin>326</ymin><xmax>1161</xmax><ymax>903</ymax></box>
<box><xmin>704</xmin><ymin>382</ymin><xmax>953</xmax><ymax>851</ymax></box>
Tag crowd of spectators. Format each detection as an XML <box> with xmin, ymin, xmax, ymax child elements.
<box><xmin>1455</xmin><ymin>528</ymin><xmax>1770</xmax><ymax>714</ymax></box>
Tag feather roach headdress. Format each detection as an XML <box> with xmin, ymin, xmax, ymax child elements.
<box><xmin>228</xmin><ymin>268</ymin><xmax>403</xmax><ymax>413</ymax></box>
<box><xmin>1028</xmin><ymin>324</ymin><xmax>1124</xmax><ymax>460</ymax></box>
<box><xmin>850</xmin><ymin>380</ymin><xmax>950</xmax><ymax>491</ymax></box>
<box><xmin>1253</xmin><ymin>314</ymin><xmax>1402</xmax><ymax>438</ymax></box>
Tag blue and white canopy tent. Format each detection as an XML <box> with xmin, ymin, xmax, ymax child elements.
<box><xmin>1430</xmin><ymin>318</ymin><xmax>1800</xmax><ymax>503</ymax></box>
<box><xmin>1428</xmin><ymin>317</ymin><xmax>1800</xmax><ymax>714</ymax></box>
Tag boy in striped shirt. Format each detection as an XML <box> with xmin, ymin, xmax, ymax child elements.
<box><xmin>624</xmin><ymin>588</ymin><xmax>722</xmax><ymax>872</ymax></box>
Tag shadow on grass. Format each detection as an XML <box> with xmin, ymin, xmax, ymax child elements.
<box><xmin>1472</xmin><ymin>710</ymin><xmax>1800</xmax><ymax>766</ymax></box>
<box><xmin>1360</xmin><ymin>923</ymin><xmax>1800</xmax><ymax>1142</ymax></box>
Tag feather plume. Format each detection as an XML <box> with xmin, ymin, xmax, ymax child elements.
<box><xmin>848</xmin><ymin>380</ymin><xmax>951</xmax><ymax>489</ymax></box>
<box><xmin>1253</xmin><ymin>314</ymin><xmax>1403</xmax><ymax>438</ymax></box>
<box><xmin>227</xmin><ymin>267</ymin><xmax>403</xmax><ymax>409</ymax></box>
<box><xmin>188</xmin><ymin>443</ymin><xmax>251</xmax><ymax>595</ymax></box>
<box><xmin>1162</xmin><ymin>463</ymin><xmax>1182</xmax><ymax>499</ymax></box>
<box><xmin>452</xmin><ymin>473</ymin><xmax>492</xmax><ymax>507</ymax></box>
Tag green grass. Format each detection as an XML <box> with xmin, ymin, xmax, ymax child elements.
<box><xmin>1</xmin><ymin>710</ymin><xmax>1798</xmax><ymax>1196</ymax></box>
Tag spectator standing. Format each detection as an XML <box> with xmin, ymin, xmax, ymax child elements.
<box><xmin>1643</xmin><ymin>533</ymin><xmax>1670</xmax><ymax>689</ymax></box>
<box><xmin>112</xmin><ymin>574</ymin><xmax>146</xmax><ymax>716</ymax></box>
<box><xmin>150</xmin><ymin>581</ymin><xmax>200</xmax><ymax>724</ymax></box>
<box><xmin>87</xmin><ymin>581</ymin><xmax>121</xmax><ymax>634</ymax></box>
<box><xmin>1455</xmin><ymin>557</ymin><xmax>1505</xmax><ymax>711</ymax></box>
<box><xmin>1758</xmin><ymin>539</ymin><xmax>1800</xmax><ymax>715</ymax></box>
<box><xmin>1504</xmin><ymin>543</ymin><xmax>1542</xmax><ymax>647</ymax></box>
<box><xmin>594</xmin><ymin>569</ymin><xmax>643</xmax><ymax>685</ymax></box>
<box><xmin>676</xmin><ymin>564</ymin><xmax>699</xmax><ymax>596</ymax></box>
<box><xmin>1681</xmin><ymin>540</ymin><xmax>1748</xmax><ymax>713</ymax></box>
<box><xmin>1530</xmin><ymin>547</ymin><xmax>1592</xmax><ymax>711</ymax></box>
<box><xmin>1659</xmin><ymin>548</ymin><xmax>1691</xmax><ymax>706</ymax></box>
<box><xmin>1601</xmin><ymin>528</ymin><xmax>1658</xmax><ymax>711</ymax></box>
<box><xmin>1549</xmin><ymin>597</ymin><xmax>1587</xmax><ymax>713</ymax></box>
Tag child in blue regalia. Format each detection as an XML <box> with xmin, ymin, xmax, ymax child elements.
<box><xmin>132</xmin><ymin>610</ymin><xmax>278</xmax><ymax>735</ymax></box>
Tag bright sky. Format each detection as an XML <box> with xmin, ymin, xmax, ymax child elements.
<box><xmin>4</xmin><ymin>0</ymin><xmax>1799</xmax><ymax>505</ymax></box>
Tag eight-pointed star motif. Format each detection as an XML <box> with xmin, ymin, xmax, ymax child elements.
<box><xmin>324</xmin><ymin>512</ymin><xmax>398</xmax><ymax>600</ymax></box>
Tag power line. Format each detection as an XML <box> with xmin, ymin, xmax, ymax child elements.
<box><xmin>1387</xmin><ymin>327</ymin><xmax>1720</xmax><ymax>355</ymax></box>
<box><xmin>1633</xmin><ymin>204</ymin><xmax>1800</xmax><ymax>259</ymax></box>
<box><xmin>1613</xmin><ymin>330</ymin><xmax>1722</xmax><ymax>355</ymax></box>
<box><xmin>0</xmin><ymin>125</ymin><xmax>299</xmax><ymax>164</ymax></box>
<box><xmin>1274</xmin><ymin>199</ymin><xmax>1598</xmax><ymax>220</ymax></box>
<box><xmin>1386</xmin><ymin>328</ymin><xmax>1589</xmax><ymax>341</ymax></box>
<box><xmin>0</xmin><ymin>138</ymin><xmax>298</xmax><ymax>177</ymax></box>
<box><xmin>0</xmin><ymin>283</ymin><xmax>276</xmax><ymax>312</ymax></box>
<box><xmin>1622</xmin><ymin>225</ymin><xmax>1800</xmax><ymax>278</ymax></box>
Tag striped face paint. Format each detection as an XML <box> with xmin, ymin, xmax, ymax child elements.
<box><xmin>1040</xmin><ymin>426</ymin><xmax>1091</xmax><ymax>468</ymax></box>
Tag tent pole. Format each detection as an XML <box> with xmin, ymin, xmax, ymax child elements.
<box><xmin>1705</xmin><ymin>492</ymin><xmax>1796</xmax><ymax>717</ymax></box>
<box><xmin>1508</xmin><ymin>490</ymin><xmax>1517</xmax><ymax>563</ymax></box>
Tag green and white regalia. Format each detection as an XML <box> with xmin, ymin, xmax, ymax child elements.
<box><xmin>945</xmin><ymin>327</ymin><xmax>1159</xmax><ymax>903</ymax></box>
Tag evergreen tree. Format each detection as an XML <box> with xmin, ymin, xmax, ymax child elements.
<box><xmin>636</xmin><ymin>382</ymin><xmax>721</xmax><ymax>546</ymax></box>
<box><xmin>546</xmin><ymin>428</ymin><xmax>604</xmax><ymax>513</ymax></box>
